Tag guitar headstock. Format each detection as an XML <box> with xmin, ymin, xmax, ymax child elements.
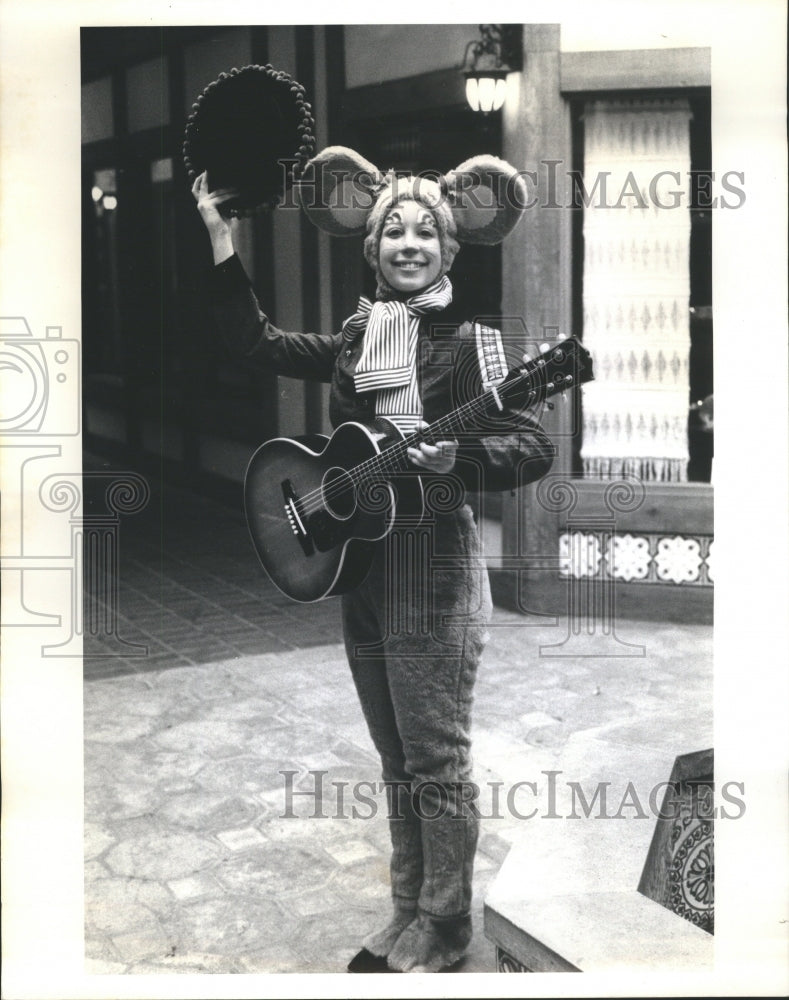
<box><xmin>501</xmin><ymin>336</ymin><xmax>594</xmax><ymax>409</ymax></box>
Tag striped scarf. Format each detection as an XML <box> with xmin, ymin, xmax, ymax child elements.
<box><xmin>341</xmin><ymin>277</ymin><xmax>453</xmax><ymax>432</ymax></box>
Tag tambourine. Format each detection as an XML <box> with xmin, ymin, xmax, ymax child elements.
<box><xmin>183</xmin><ymin>64</ymin><xmax>316</xmax><ymax>217</ymax></box>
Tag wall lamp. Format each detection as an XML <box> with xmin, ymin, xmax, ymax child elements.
<box><xmin>462</xmin><ymin>24</ymin><xmax>523</xmax><ymax>113</ymax></box>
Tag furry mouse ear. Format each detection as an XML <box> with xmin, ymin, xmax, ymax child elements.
<box><xmin>297</xmin><ymin>146</ymin><xmax>383</xmax><ymax>236</ymax></box>
<box><xmin>444</xmin><ymin>155</ymin><xmax>527</xmax><ymax>244</ymax></box>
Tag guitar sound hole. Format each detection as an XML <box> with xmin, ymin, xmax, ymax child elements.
<box><xmin>321</xmin><ymin>466</ymin><xmax>356</xmax><ymax>520</ymax></box>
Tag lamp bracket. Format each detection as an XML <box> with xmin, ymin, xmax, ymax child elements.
<box><xmin>462</xmin><ymin>24</ymin><xmax>523</xmax><ymax>74</ymax></box>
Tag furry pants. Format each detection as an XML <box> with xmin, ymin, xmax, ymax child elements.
<box><xmin>341</xmin><ymin>503</ymin><xmax>492</xmax><ymax>919</ymax></box>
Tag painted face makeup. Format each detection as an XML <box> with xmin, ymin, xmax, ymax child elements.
<box><xmin>378</xmin><ymin>200</ymin><xmax>442</xmax><ymax>295</ymax></box>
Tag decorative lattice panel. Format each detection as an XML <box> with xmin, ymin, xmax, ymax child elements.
<box><xmin>581</xmin><ymin>99</ymin><xmax>692</xmax><ymax>482</ymax></box>
<box><xmin>559</xmin><ymin>532</ymin><xmax>714</xmax><ymax>587</ymax></box>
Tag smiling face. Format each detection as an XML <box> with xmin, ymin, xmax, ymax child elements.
<box><xmin>377</xmin><ymin>200</ymin><xmax>442</xmax><ymax>295</ymax></box>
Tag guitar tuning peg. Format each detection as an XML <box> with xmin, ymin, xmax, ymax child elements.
<box><xmin>539</xmin><ymin>342</ymin><xmax>549</xmax><ymax>353</ymax></box>
<box><xmin>558</xmin><ymin>333</ymin><xmax>567</xmax><ymax>341</ymax></box>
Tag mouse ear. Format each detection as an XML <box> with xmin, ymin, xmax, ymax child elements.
<box><xmin>444</xmin><ymin>155</ymin><xmax>528</xmax><ymax>244</ymax></box>
<box><xmin>297</xmin><ymin>146</ymin><xmax>383</xmax><ymax>236</ymax></box>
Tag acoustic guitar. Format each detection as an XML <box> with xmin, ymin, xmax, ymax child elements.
<box><xmin>244</xmin><ymin>337</ymin><xmax>593</xmax><ymax>602</ymax></box>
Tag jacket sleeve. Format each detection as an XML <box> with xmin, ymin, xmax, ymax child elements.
<box><xmin>453</xmin><ymin>412</ymin><xmax>556</xmax><ymax>494</ymax></box>
<box><xmin>210</xmin><ymin>253</ymin><xmax>341</xmax><ymax>382</ymax></box>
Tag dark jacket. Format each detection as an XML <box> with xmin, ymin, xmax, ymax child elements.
<box><xmin>211</xmin><ymin>254</ymin><xmax>555</xmax><ymax>494</ymax></box>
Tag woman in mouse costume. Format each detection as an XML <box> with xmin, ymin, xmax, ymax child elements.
<box><xmin>193</xmin><ymin>143</ymin><xmax>555</xmax><ymax>973</ymax></box>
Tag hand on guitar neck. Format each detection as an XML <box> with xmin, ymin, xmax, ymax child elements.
<box><xmin>406</xmin><ymin>421</ymin><xmax>458</xmax><ymax>474</ymax></box>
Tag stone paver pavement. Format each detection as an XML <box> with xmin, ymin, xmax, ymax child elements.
<box><xmin>83</xmin><ymin>463</ymin><xmax>713</xmax><ymax>975</ymax></box>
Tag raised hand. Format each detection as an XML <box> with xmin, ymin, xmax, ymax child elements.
<box><xmin>191</xmin><ymin>171</ymin><xmax>240</xmax><ymax>263</ymax></box>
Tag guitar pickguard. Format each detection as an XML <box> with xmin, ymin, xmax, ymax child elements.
<box><xmin>280</xmin><ymin>464</ymin><xmax>386</xmax><ymax>558</ymax></box>
<box><xmin>307</xmin><ymin>509</ymin><xmax>348</xmax><ymax>552</ymax></box>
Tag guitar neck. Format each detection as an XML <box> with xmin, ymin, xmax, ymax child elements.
<box><xmin>347</xmin><ymin>336</ymin><xmax>591</xmax><ymax>485</ymax></box>
<box><xmin>351</xmin><ymin>383</ymin><xmax>526</xmax><ymax>482</ymax></box>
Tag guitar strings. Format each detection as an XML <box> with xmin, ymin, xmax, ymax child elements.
<box><xmin>295</xmin><ymin>363</ymin><xmax>565</xmax><ymax>516</ymax></box>
<box><xmin>295</xmin><ymin>375</ymin><xmax>543</xmax><ymax>516</ymax></box>
<box><xmin>295</xmin><ymin>392</ymin><xmax>494</xmax><ymax>515</ymax></box>
<box><xmin>281</xmin><ymin>343</ymin><xmax>586</xmax><ymax>527</ymax></box>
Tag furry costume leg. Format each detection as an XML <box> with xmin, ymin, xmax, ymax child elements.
<box><xmin>342</xmin><ymin>504</ymin><xmax>491</xmax><ymax>970</ymax></box>
<box><xmin>342</xmin><ymin>582</ymin><xmax>424</xmax><ymax>956</ymax></box>
<box><xmin>387</xmin><ymin>912</ymin><xmax>472</xmax><ymax>972</ymax></box>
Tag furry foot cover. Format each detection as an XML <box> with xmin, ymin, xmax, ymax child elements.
<box><xmin>361</xmin><ymin>900</ymin><xmax>418</xmax><ymax>957</ymax></box>
<box><xmin>387</xmin><ymin>913</ymin><xmax>472</xmax><ymax>973</ymax></box>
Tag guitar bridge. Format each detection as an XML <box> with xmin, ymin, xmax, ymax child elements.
<box><xmin>281</xmin><ymin>479</ymin><xmax>314</xmax><ymax>556</ymax></box>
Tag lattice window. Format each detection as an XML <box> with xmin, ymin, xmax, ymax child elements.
<box><xmin>579</xmin><ymin>99</ymin><xmax>695</xmax><ymax>482</ymax></box>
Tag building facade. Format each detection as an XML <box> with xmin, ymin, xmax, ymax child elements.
<box><xmin>81</xmin><ymin>23</ymin><xmax>714</xmax><ymax>622</ymax></box>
